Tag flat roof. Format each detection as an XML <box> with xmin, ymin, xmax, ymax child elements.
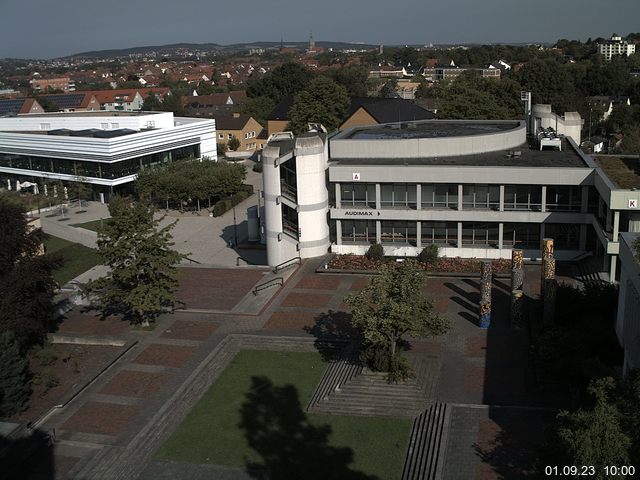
<box><xmin>15</xmin><ymin>111</ymin><xmax>163</xmax><ymax>118</ymax></box>
<box><xmin>344</xmin><ymin>121</ymin><xmax>519</xmax><ymax>140</ymax></box>
<box><xmin>593</xmin><ymin>156</ymin><xmax>640</xmax><ymax>189</ymax></box>
<box><xmin>331</xmin><ymin>139</ymin><xmax>588</xmax><ymax>168</ymax></box>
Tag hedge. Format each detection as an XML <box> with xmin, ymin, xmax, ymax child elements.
<box><xmin>212</xmin><ymin>189</ymin><xmax>252</xmax><ymax>217</ymax></box>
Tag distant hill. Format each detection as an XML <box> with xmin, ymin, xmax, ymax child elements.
<box><xmin>68</xmin><ymin>41</ymin><xmax>380</xmax><ymax>59</ymax></box>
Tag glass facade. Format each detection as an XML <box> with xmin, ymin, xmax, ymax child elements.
<box><xmin>462</xmin><ymin>184</ymin><xmax>500</xmax><ymax>210</ymax></box>
<box><xmin>422</xmin><ymin>184</ymin><xmax>458</xmax><ymax>209</ymax></box>
<box><xmin>421</xmin><ymin>221</ymin><xmax>458</xmax><ymax>246</ymax></box>
<box><xmin>0</xmin><ymin>145</ymin><xmax>199</xmax><ymax>180</ymax></box>
<box><xmin>282</xmin><ymin>204</ymin><xmax>299</xmax><ymax>239</ymax></box>
<box><xmin>341</xmin><ymin>220</ymin><xmax>376</xmax><ymax>244</ymax></box>
<box><xmin>341</xmin><ymin>183</ymin><xmax>376</xmax><ymax>207</ymax></box>
<box><xmin>504</xmin><ymin>185</ymin><xmax>542</xmax><ymax>211</ymax></box>
<box><xmin>462</xmin><ymin>223</ymin><xmax>499</xmax><ymax>247</ymax></box>
<box><xmin>381</xmin><ymin>221</ymin><xmax>417</xmax><ymax>245</ymax></box>
<box><xmin>380</xmin><ymin>183</ymin><xmax>417</xmax><ymax>208</ymax></box>
<box><xmin>545</xmin><ymin>223</ymin><xmax>580</xmax><ymax>250</ymax></box>
<box><xmin>279</xmin><ymin>160</ymin><xmax>297</xmax><ymax>201</ymax></box>
<box><xmin>503</xmin><ymin>223</ymin><xmax>541</xmax><ymax>249</ymax></box>
<box><xmin>546</xmin><ymin>186</ymin><xmax>582</xmax><ymax>212</ymax></box>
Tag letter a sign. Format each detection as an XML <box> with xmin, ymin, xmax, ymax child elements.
<box><xmin>352</xmin><ymin>172</ymin><xmax>361</xmax><ymax>181</ymax></box>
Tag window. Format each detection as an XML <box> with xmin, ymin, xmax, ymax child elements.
<box><xmin>244</xmin><ymin>133</ymin><xmax>249</xmax><ymax>139</ymax></box>
<box><xmin>503</xmin><ymin>223</ymin><xmax>540</xmax><ymax>249</ymax></box>
<box><xmin>422</xmin><ymin>184</ymin><xmax>458</xmax><ymax>209</ymax></box>
<box><xmin>39</xmin><ymin>123</ymin><xmax>50</xmax><ymax>130</ymax></box>
<box><xmin>111</xmin><ymin>123</ymin><xmax>119</xmax><ymax>129</ymax></box>
<box><xmin>461</xmin><ymin>223</ymin><xmax>499</xmax><ymax>247</ymax></box>
<box><xmin>341</xmin><ymin>183</ymin><xmax>376</xmax><ymax>208</ymax></box>
<box><xmin>462</xmin><ymin>185</ymin><xmax>500</xmax><ymax>210</ymax></box>
<box><xmin>546</xmin><ymin>186</ymin><xmax>581</xmax><ymax>212</ymax></box>
<box><xmin>544</xmin><ymin>223</ymin><xmax>580</xmax><ymax>250</ymax></box>
<box><xmin>421</xmin><ymin>222</ymin><xmax>457</xmax><ymax>246</ymax></box>
<box><xmin>380</xmin><ymin>183</ymin><xmax>416</xmax><ymax>208</ymax></box>
<box><xmin>381</xmin><ymin>221</ymin><xmax>417</xmax><ymax>245</ymax></box>
<box><xmin>279</xmin><ymin>160</ymin><xmax>297</xmax><ymax>201</ymax></box>
<box><xmin>228</xmin><ymin>134</ymin><xmax>233</xmax><ymax>139</ymax></box>
<box><xmin>218</xmin><ymin>133</ymin><xmax>223</xmax><ymax>139</ymax></box>
<box><xmin>341</xmin><ymin>220</ymin><xmax>376</xmax><ymax>244</ymax></box>
<box><xmin>504</xmin><ymin>185</ymin><xmax>542</xmax><ymax>211</ymax></box>
<box><xmin>282</xmin><ymin>204</ymin><xmax>299</xmax><ymax>239</ymax></box>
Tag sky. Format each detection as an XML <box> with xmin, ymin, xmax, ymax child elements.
<box><xmin>1</xmin><ymin>0</ymin><xmax>639</xmax><ymax>59</ymax></box>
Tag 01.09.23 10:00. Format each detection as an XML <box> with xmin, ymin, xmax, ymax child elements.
<box><xmin>545</xmin><ymin>465</ymin><xmax>636</xmax><ymax>476</ymax></box>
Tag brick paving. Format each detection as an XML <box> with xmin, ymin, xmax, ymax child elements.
<box><xmin>61</xmin><ymin>402</ymin><xmax>140</xmax><ymax>436</ymax></box>
<box><xmin>160</xmin><ymin>320</ymin><xmax>218</xmax><ymax>341</ymax></box>
<box><xmin>133</xmin><ymin>344</ymin><xmax>197</xmax><ymax>368</ymax></box>
<box><xmin>280</xmin><ymin>291</ymin><xmax>333</xmax><ymax>308</ymax></box>
<box><xmin>99</xmin><ymin>370</ymin><xmax>170</xmax><ymax>398</ymax></box>
<box><xmin>55</xmin><ymin>311</ymin><xmax>129</xmax><ymax>336</ymax></box>
<box><xmin>177</xmin><ymin>267</ymin><xmax>265</xmax><ymax>310</ymax></box>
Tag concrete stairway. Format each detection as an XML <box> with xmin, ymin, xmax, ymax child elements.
<box><xmin>401</xmin><ymin>403</ymin><xmax>451</xmax><ymax>480</ymax></box>
<box><xmin>309</xmin><ymin>356</ymin><xmax>440</xmax><ymax>417</ymax></box>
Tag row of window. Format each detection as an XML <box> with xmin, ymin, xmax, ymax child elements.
<box><xmin>0</xmin><ymin>145</ymin><xmax>199</xmax><ymax>180</ymax></box>
<box><xmin>340</xmin><ymin>220</ymin><xmax>580</xmax><ymax>250</ymax></box>
<box><xmin>340</xmin><ymin>183</ymin><xmax>585</xmax><ymax>212</ymax></box>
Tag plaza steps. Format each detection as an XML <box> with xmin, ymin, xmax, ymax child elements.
<box><xmin>575</xmin><ymin>256</ymin><xmax>606</xmax><ymax>286</ymax></box>
<box><xmin>309</xmin><ymin>356</ymin><xmax>440</xmax><ymax>417</ymax></box>
<box><xmin>401</xmin><ymin>403</ymin><xmax>451</xmax><ymax>480</ymax></box>
<box><xmin>307</xmin><ymin>346</ymin><xmax>362</xmax><ymax>411</ymax></box>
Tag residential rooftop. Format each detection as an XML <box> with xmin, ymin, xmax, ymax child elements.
<box><xmin>593</xmin><ymin>156</ymin><xmax>640</xmax><ymax>189</ymax></box>
<box><xmin>344</xmin><ymin>121</ymin><xmax>518</xmax><ymax>140</ymax></box>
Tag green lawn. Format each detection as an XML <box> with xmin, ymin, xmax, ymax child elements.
<box><xmin>155</xmin><ymin>350</ymin><xmax>411</xmax><ymax>480</ymax></box>
<box><xmin>70</xmin><ymin>218</ymin><xmax>111</xmax><ymax>232</ymax></box>
<box><xmin>44</xmin><ymin>235</ymin><xmax>101</xmax><ymax>285</ymax></box>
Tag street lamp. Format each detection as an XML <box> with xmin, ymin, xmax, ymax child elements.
<box><xmin>233</xmin><ymin>206</ymin><xmax>238</xmax><ymax>247</ymax></box>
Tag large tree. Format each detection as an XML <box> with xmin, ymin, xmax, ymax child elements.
<box><xmin>0</xmin><ymin>198</ymin><xmax>59</xmax><ymax>348</ymax></box>
<box><xmin>345</xmin><ymin>260</ymin><xmax>450</xmax><ymax>381</ymax></box>
<box><xmin>287</xmin><ymin>76</ymin><xmax>350</xmax><ymax>134</ymax></box>
<box><xmin>83</xmin><ymin>197</ymin><xmax>185</xmax><ymax>327</ymax></box>
<box><xmin>0</xmin><ymin>331</ymin><xmax>32</xmax><ymax>417</ymax></box>
<box><xmin>246</xmin><ymin>62</ymin><xmax>315</xmax><ymax>102</ymax></box>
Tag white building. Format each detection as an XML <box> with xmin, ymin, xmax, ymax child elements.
<box><xmin>615</xmin><ymin>233</ymin><xmax>640</xmax><ymax>374</ymax></box>
<box><xmin>0</xmin><ymin>111</ymin><xmax>216</xmax><ymax>198</ymax></box>
<box><xmin>598</xmin><ymin>35</ymin><xmax>636</xmax><ymax>61</ymax></box>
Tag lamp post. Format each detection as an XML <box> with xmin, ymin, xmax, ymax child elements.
<box><xmin>233</xmin><ymin>206</ymin><xmax>238</xmax><ymax>246</ymax></box>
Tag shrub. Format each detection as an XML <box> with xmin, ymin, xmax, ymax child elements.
<box><xmin>252</xmin><ymin>161</ymin><xmax>263</xmax><ymax>172</ymax></box>
<box><xmin>212</xmin><ymin>188</ymin><xmax>252</xmax><ymax>217</ymax></box>
<box><xmin>386</xmin><ymin>355</ymin><xmax>415</xmax><ymax>384</ymax></box>
<box><xmin>418</xmin><ymin>245</ymin><xmax>439</xmax><ymax>264</ymax></box>
<box><xmin>365</xmin><ymin>243</ymin><xmax>384</xmax><ymax>261</ymax></box>
<box><xmin>34</xmin><ymin>346</ymin><xmax>57</xmax><ymax>366</ymax></box>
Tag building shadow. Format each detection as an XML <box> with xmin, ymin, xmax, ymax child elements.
<box><xmin>239</xmin><ymin>376</ymin><xmax>377</xmax><ymax>480</ymax></box>
<box><xmin>0</xmin><ymin>427</ymin><xmax>55</xmax><ymax>480</ymax></box>
<box><xmin>305</xmin><ymin>310</ymin><xmax>359</xmax><ymax>362</ymax></box>
<box><xmin>221</xmin><ymin>221</ymin><xmax>267</xmax><ymax>266</ymax></box>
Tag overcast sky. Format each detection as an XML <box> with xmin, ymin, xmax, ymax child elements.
<box><xmin>1</xmin><ymin>0</ymin><xmax>639</xmax><ymax>59</ymax></box>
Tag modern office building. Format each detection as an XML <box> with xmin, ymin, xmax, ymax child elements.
<box><xmin>262</xmin><ymin>105</ymin><xmax>640</xmax><ymax>282</ymax></box>
<box><xmin>615</xmin><ymin>233</ymin><xmax>640</xmax><ymax>375</ymax></box>
<box><xmin>0</xmin><ymin>111</ymin><xmax>216</xmax><ymax>198</ymax></box>
<box><xmin>598</xmin><ymin>35</ymin><xmax>636</xmax><ymax>61</ymax></box>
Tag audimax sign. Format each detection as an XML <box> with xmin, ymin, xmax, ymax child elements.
<box><xmin>344</xmin><ymin>211</ymin><xmax>381</xmax><ymax>216</ymax></box>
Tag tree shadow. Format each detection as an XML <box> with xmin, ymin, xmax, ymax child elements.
<box><xmin>304</xmin><ymin>310</ymin><xmax>360</xmax><ymax>362</ymax></box>
<box><xmin>239</xmin><ymin>376</ymin><xmax>378</xmax><ymax>480</ymax></box>
<box><xmin>0</xmin><ymin>427</ymin><xmax>55</xmax><ymax>479</ymax></box>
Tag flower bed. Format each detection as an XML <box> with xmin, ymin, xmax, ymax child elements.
<box><xmin>328</xmin><ymin>254</ymin><xmax>511</xmax><ymax>274</ymax></box>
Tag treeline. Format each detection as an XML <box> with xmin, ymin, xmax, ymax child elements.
<box><xmin>136</xmin><ymin>159</ymin><xmax>247</xmax><ymax>211</ymax></box>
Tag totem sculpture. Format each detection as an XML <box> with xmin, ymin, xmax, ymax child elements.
<box><xmin>541</xmin><ymin>238</ymin><xmax>557</xmax><ymax>325</ymax></box>
<box><xmin>510</xmin><ymin>249</ymin><xmax>525</xmax><ymax>328</ymax></box>
<box><xmin>479</xmin><ymin>260</ymin><xmax>492</xmax><ymax>328</ymax></box>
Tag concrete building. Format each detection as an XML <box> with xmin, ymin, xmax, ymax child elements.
<box><xmin>0</xmin><ymin>111</ymin><xmax>216</xmax><ymax>199</ymax></box>
<box><xmin>598</xmin><ymin>35</ymin><xmax>636</xmax><ymax>61</ymax></box>
<box><xmin>29</xmin><ymin>76</ymin><xmax>75</xmax><ymax>93</ymax></box>
<box><xmin>615</xmin><ymin>233</ymin><xmax>640</xmax><ymax>374</ymax></box>
<box><xmin>261</xmin><ymin>105</ymin><xmax>640</xmax><ymax>280</ymax></box>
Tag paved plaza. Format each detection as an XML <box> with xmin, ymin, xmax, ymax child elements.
<box><xmin>22</xmin><ymin>259</ymin><xmax>565</xmax><ymax>480</ymax></box>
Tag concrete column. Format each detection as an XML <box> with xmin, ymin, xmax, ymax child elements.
<box><xmin>416</xmin><ymin>184</ymin><xmax>421</xmax><ymax>210</ymax></box>
<box><xmin>376</xmin><ymin>220</ymin><xmax>381</xmax><ymax>244</ymax></box>
<box><xmin>610</xmin><ymin>255</ymin><xmax>617</xmax><ymax>283</ymax></box>
<box><xmin>375</xmin><ymin>183</ymin><xmax>381</xmax><ymax>210</ymax></box>
<box><xmin>335</xmin><ymin>183</ymin><xmax>341</xmax><ymax>208</ymax></box>
<box><xmin>613</xmin><ymin>210</ymin><xmax>620</xmax><ymax>241</ymax></box>
<box><xmin>541</xmin><ymin>185</ymin><xmax>547</xmax><ymax>212</ymax></box>
<box><xmin>457</xmin><ymin>221</ymin><xmax>463</xmax><ymax>248</ymax></box>
<box><xmin>457</xmin><ymin>184</ymin><xmax>463</xmax><ymax>211</ymax></box>
<box><xmin>416</xmin><ymin>221</ymin><xmax>422</xmax><ymax>248</ymax></box>
<box><xmin>499</xmin><ymin>185</ymin><xmax>505</xmax><ymax>212</ymax></box>
<box><xmin>539</xmin><ymin>224</ymin><xmax>545</xmax><ymax>250</ymax></box>
<box><xmin>581</xmin><ymin>185</ymin><xmax>589</xmax><ymax>214</ymax></box>
<box><xmin>498</xmin><ymin>223</ymin><xmax>504</xmax><ymax>249</ymax></box>
<box><xmin>606</xmin><ymin>207</ymin><xmax>612</xmax><ymax>232</ymax></box>
<box><xmin>336</xmin><ymin>219</ymin><xmax>342</xmax><ymax>245</ymax></box>
<box><xmin>479</xmin><ymin>260</ymin><xmax>492</xmax><ymax>329</ymax></box>
<box><xmin>579</xmin><ymin>224</ymin><xmax>587</xmax><ymax>251</ymax></box>
<box><xmin>541</xmin><ymin>238</ymin><xmax>556</xmax><ymax>325</ymax></box>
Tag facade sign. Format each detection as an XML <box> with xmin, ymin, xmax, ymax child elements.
<box><xmin>344</xmin><ymin>210</ymin><xmax>380</xmax><ymax>216</ymax></box>
<box><xmin>352</xmin><ymin>172</ymin><xmax>361</xmax><ymax>181</ymax></box>
<box><xmin>629</xmin><ymin>199</ymin><xmax>638</xmax><ymax>209</ymax></box>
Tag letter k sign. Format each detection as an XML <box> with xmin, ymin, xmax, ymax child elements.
<box><xmin>629</xmin><ymin>199</ymin><xmax>637</xmax><ymax>209</ymax></box>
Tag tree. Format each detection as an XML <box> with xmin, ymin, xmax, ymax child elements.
<box><xmin>345</xmin><ymin>260</ymin><xmax>450</xmax><ymax>381</ymax></box>
<box><xmin>327</xmin><ymin>66</ymin><xmax>369</xmax><ymax>97</ymax></box>
<box><xmin>239</xmin><ymin>95</ymin><xmax>275</xmax><ymax>127</ymax></box>
<box><xmin>70</xmin><ymin>176</ymin><xmax>92</xmax><ymax>207</ymax></box>
<box><xmin>287</xmin><ymin>76</ymin><xmax>350</xmax><ymax>134</ymax></box>
<box><xmin>83</xmin><ymin>197</ymin><xmax>185</xmax><ymax>327</ymax></box>
<box><xmin>246</xmin><ymin>62</ymin><xmax>315</xmax><ymax>102</ymax></box>
<box><xmin>0</xmin><ymin>331</ymin><xmax>32</xmax><ymax>417</ymax></box>
<box><xmin>378</xmin><ymin>79</ymin><xmax>398</xmax><ymax>98</ymax></box>
<box><xmin>141</xmin><ymin>93</ymin><xmax>162</xmax><ymax>111</ymax></box>
<box><xmin>620</xmin><ymin>127</ymin><xmax>640</xmax><ymax>154</ymax></box>
<box><xmin>0</xmin><ymin>198</ymin><xmax>59</xmax><ymax>348</ymax></box>
<box><xmin>546</xmin><ymin>378</ymin><xmax>631</xmax><ymax>476</ymax></box>
<box><xmin>227</xmin><ymin>136</ymin><xmax>241</xmax><ymax>151</ymax></box>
